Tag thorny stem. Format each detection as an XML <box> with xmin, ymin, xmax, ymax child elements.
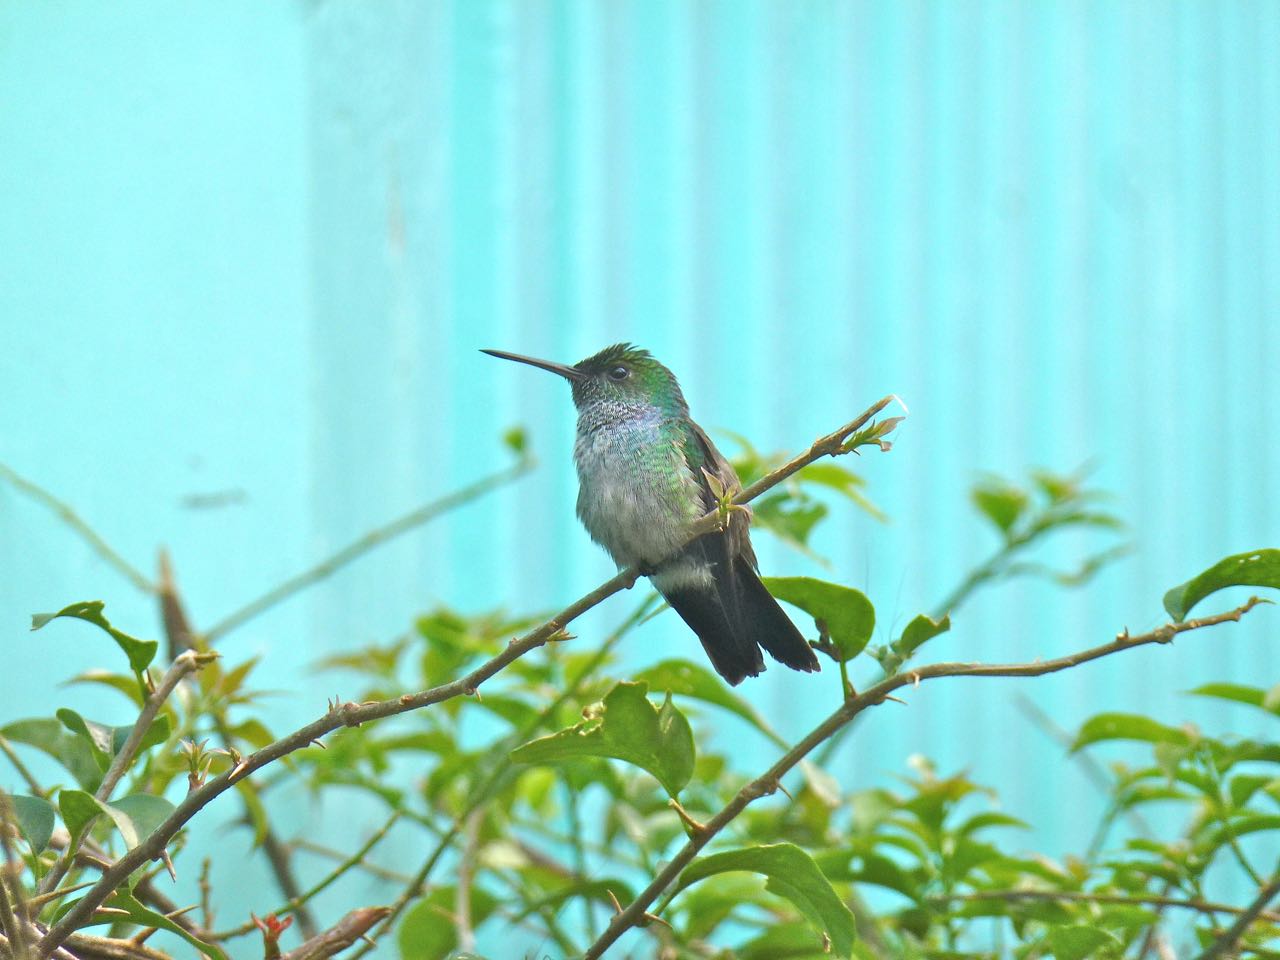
<box><xmin>580</xmin><ymin>597</ymin><xmax>1267</xmax><ymax>959</ymax></box>
<box><xmin>37</xmin><ymin>650</ymin><xmax>215</xmax><ymax>897</ymax></box>
<box><xmin>34</xmin><ymin>397</ymin><xmax>899</xmax><ymax>958</ymax></box>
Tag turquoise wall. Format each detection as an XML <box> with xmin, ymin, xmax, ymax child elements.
<box><xmin>2</xmin><ymin>2</ymin><xmax>1277</xmax><ymax>956</ymax></box>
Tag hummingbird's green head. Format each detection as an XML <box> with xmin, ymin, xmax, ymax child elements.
<box><xmin>481</xmin><ymin>343</ymin><xmax>689</xmax><ymax>417</ymax></box>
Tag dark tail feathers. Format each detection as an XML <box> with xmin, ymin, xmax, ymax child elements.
<box><xmin>663</xmin><ymin>565</ymin><xmax>820</xmax><ymax>686</ymax></box>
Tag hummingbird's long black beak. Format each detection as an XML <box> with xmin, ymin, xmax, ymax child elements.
<box><xmin>481</xmin><ymin>349</ymin><xmax>586</xmax><ymax>381</ymax></box>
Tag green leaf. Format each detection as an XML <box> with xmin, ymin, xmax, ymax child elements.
<box><xmin>502</xmin><ymin>425</ymin><xmax>528</xmax><ymax>455</ymax></box>
<box><xmin>56</xmin><ymin>708</ymin><xmax>114</xmax><ymax>762</ymax></box>
<box><xmin>674</xmin><ymin>843</ymin><xmax>857</xmax><ymax>957</ymax></box>
<box><xmin>753</xmin><ymin>494</ymin><xmax>830</xmax><ymax>552</ymax></box>
<box><xmin>31</xmin><ymin>601</ymin><xmax>157</xmax><ymax>676</ymax></box>
<box><xmin>1071</xmin><ymin>714</ymin><xmax>1192</xmax><ymax>752</ymax></box>
<box><xmin>1188</xmin><ymin>682</ymin><xmax>1280</xmax><ymax>716</ymax></box>
<box><xmin>102</xmin><ymin>794</ymin><xmax>175</xmax><ymax>850</ymax></box>
<box><xmin>0</xmin><ymin>718</ymin><xmax>104</xmax><ymax>791</ymax></box>
<box><xmin>57</xmin><ymin>709</ymin><xmax>171</xmax><ymax>767</ymax></box>
<box><xmin>972</xmin><ymin>482</ymin><xmax>1028</xmax><ymax>534</ymax></box>
<box><xmin>398</xmin><ymin>886</ymin><xmax>498</xmax><ymax>960</ymax></box>
<box><xmin>634</xmin><ymin>659</ymin><xmax>784</xmax><ymax>746</ymax></box>
<box><xmin>5</xmin><ymin>794</ymin><xmax>56</xmax><ymax>852</ymax></box>
<box><xmin>57</xmin><ymin>791</ymin><xmax>174</xmax><ymax>851</ymax></box>
<box><xmin>106</xmin><ymin>892</ymin><xmax>228</xmax><ymax>960</ymax></box>
<box><xmin>1162</xmin><ymin>548</ymin><xmax>1280</xmax><ymax>621</ymax></box>
<box><xmin>1045</xmin><ymin>924</ymin><xmax>1123</xmax><ymax>959</ymax></box>
<box><xmin>58</xmin><ymin>789</ymin><xmax>105</xmax><ymax>839</ymax></box>
<box><xmin>510</xmin><ymin>682</ymin><xmax>695</xmax><ymax>797</ymax></box>
<box><xmin>893</xmin><ymin>613</ymin><xmax>951</xmax><ymax>658</ymax></box>
<box><xmin>763</xmin><ymin>576</ymin><xmax>875</xmax><ymax>661</ymax></box>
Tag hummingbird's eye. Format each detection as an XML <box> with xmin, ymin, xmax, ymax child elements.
<box><xmin>608</xmin><ymin>365</ymin><xmax>630</xmax><ymax>381</ymax></box>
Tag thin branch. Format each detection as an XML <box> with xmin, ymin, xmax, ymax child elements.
<box><xmin>99</xmin><ymin>651</ymin><xmax>213</xmax><ymax>803</ymax></box>
<box><xmin>202</xmin><ymin>457</ymin><xmax>533</xmax><ymax>643</ymax></box>
<box><xmin>60</xmin><ymin>932</ymin><xmax>172</xmax><ymax>960</ymax></box>
<box><xmin>211</xmin><ymin>813</ymin><xmax>400</xmax><ymax>941</ymax></box>
<box><xmin>34</xmin><ymin>396</ymin><xmax>900</xmax><ymax>958</ymax></box>
<box><xmin>38</xmin><ymin>650</ymin><xmax>215</xmax><ymax>897</ymax></box>
<box><xmin>582</xmin><ymin>597</ymin><xmax>1267</xmax><ymax>958</ymax></box>
<box><xmin>1195</xmin><ymin>871</ymin><xmax>1280</xmax><ymax>960</ymax></box>
<box><xmin>277</xmin><ymin>907</ymin><xmax>392</xmax><ymax>960</ymax></box>
<box><xmin>929</xmin><ymin>888</ymin><xmax>1280</xmax><ymax>925</ymax></box>
<box><xmin>0</xmin><ymin>462</ymin><xmax>156</xmax><ymax>595</ymax></box>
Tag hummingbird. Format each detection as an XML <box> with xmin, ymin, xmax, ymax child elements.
<box><xmin>482</xmin><ymin>343</ymin><xmax>820</xmax><ymax>685</ymax></box>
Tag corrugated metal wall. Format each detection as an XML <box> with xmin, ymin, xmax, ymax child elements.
<box><xmin>3</xmin><ymin>1</ymin><xmax>1278</xmax><ymax>954</ymax></box>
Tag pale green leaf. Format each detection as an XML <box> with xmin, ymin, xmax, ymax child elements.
<box><xmin>0</xmin><ymin>718</ymin><xmax>103</xmax><ymax>791</ymax></box>
<box><xmin>398</xmin><ymin>886</ymin><xmax>498</xmax><ymax>960</ymax></box>
<box><xmin>674</xmin><ymin>843</ymin><xmax>856</xmax><ymax>957</ymax></box>
<box><xmin>510</xmin><ymin>681</ymin><xmax>695</xmax><ymax>797</ymax></box>
<box><xmin>1072</xmin><ymin>714</ymin><xmax>1192</xmax><ymax>752</ymax></box>
<box><xmin>763</xmin><ymin>577</ymin><xmax>875</xmax><ymax>661</ymax></box>
<box><xmin>1045</xmin><ymin>924</ymin><xmax>1123</xmax><ymax>959</ymax></box>
<box><xmin>31</xmin><ymin>601</ymin><xmax>157</xmax><ymax>676</ymax></box>
<box><xmin>5</xmin><ymin>794</ymin><xmax>56</xmax><ymax>853</ymax></box>
<box><xmin>1162</xmin><ymin>548</ymin><xmax>1280</xmax><ymax>621</ymax></box>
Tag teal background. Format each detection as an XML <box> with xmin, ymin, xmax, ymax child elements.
<box><xmin>2</xmin><ymin>2</ymin><xmax>1277</xmax><ymax>956</ymax></box>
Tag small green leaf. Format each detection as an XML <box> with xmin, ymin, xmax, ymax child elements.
<box><xmin>106</xmin><ymin>892</ymin><xmax>228</xmax><ymax>960</ymax></box>
<box><xmin>893</xmin><ymin>613</ymin><xmax>951</xmax><ymax>658</ymax></box>
<box><xmin>673</xmin><ymin>843</ymin><xmax>856</xmax><ymax>957</ymax></box>
<box><xmin>1188</xmin><ymin>682</ymin><xmax>1280</xmax><ymax>716</ymax></box>
<box><xmin>56</xmin><ymin>709</ymin><xmax>171</xmax><ymax>768</ymax></box>
<box><xmin>510</xmin><ymin>681</ymin><xmax>695</xmax><ymax>797</ymax></box>
<box><xmin>502</xmin><ymin>426</ymin><xmax>528</xmax><ymax>455</ymax></box>
<box><xmin>111</xmin><ymin>716</ymin><xmax>172</xmax><ymax>757</ymax></box>
<box><xmin>763</xmin><ymin>576</ymin><xmax>875</xmax><ymax>661</ymax></box>
<box><xmin>635</xmin><ymin>659</ymin><xmax>783</xmax><ymax>746</ymax></box>
<box><xmin>0</xmin><ymin>718</ymin><xmax>103</xmax><ymax>791</ymax></box>
<box><xmin>1071</xmin><ymin>714</ymin><xmax>1192</xmax><ymax>752</ymax></box>
<box><xmin>398</xmin><ymin>886</ymin><xmax>498</xmax><ymax>960</ymax></box>
<box><xmin>57</xmin><ymin>790</ymin><xmax>174</xmax><ymax>852</ymax></box>
<box><xmin>972</xmin><ymin>482</ymin><xmax>1028</xmax><ymax>534</ymax></box>
<box><xmin>58</xmin><ymin>789</ymin><xmax>105</xmax><ymax>839</ymax></box>
<box><xmin>1162</xmin><ymin>548</ymin><xmax>1280</xmax><ymax>621</ymax></box>
<box><xmin>5</xmin><ymin>794</ymin><xmax>56</xmax><ymax>852</ymax></box>
<box><xmin>31</xmin><ymin>601</ymin><xmax>158</xmax><ymax>676</ymax></box>
<box><xmin>56</xmin><ymin>709</ymin><xmax>114</xmax><ymax>763</ymax></box>
<box><xmin>1044</xmin><ymin>924</ymin><xmax>1123</xmax><ymax>960</ymax></box>
<box><xmin>102</xmin><ymin>794</ymin><xmax>175</xmax><ymax>850</ymax></box>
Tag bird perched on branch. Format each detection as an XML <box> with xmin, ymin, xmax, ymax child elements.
<box><xmin>482</xmin><ymin>343</ymin><xmax>820</xmax><ymax>685</ymax></box>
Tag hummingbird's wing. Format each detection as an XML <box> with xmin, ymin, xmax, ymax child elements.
<box><xmin>680</xmin><ymin>421</ymin><xmax>821</xmax><ymax>679</ymax></box>
<box><xmin>683</xmin><ymin>420</ymin><xmax>757</xmax><ymax>568</ymax></box>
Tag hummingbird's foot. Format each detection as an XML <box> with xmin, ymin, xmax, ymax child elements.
<box><xmin>668</xmin><ymin>798</ymin><xmax>709</xmax><ymax>839</ymax></box>
<box><xmin>623</xmin><ymin>563</ymin><xmax>656</xmax><ymax>588</ymax></box>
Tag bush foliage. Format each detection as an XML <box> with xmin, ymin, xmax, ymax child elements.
<box><xmin>1</xmin><ymin>409</ymin><xmax>1277</xmax><ymax>960</ymax></box>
